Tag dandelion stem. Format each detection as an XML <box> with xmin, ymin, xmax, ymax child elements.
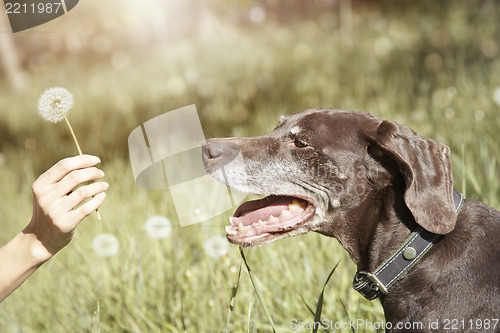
<box><xmin>64</xmin><ymin>115</ymin><xmax>101</xmax><ymax>220</ymax></box>
<box><xmin>64</xmin><ymin>115</ymin><xmax>83</xmax><ymax>155</ymax></box>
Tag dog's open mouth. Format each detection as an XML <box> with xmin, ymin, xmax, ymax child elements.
<box><xmin>226</xmin><ymin>195</ymin><xmax>316</xmax><ymax>246</ymax></box>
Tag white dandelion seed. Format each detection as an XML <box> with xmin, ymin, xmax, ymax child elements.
<box><xmin>203</xmin><ymin>236</ymin><xmax>229</xmax><ymax>259</ymax></box>
<box><xmin>38</xmin><ymin>87</ymin><xmax>74</xmax><ymax>123</ymax></box>
<box><xmin>92</xmin><ymin>233</ymin><xmax>119</xmax><ymax>257</ymax></box>
<box><xmin>145</xmin><ymin>215</ymin><xmax>172</xmax><ymax>239</ymax></box>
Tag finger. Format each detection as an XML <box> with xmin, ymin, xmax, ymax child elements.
<box><xmin>63</xmin><ymin>181</ymin><xmax>109</xmax><ymax>212</ymax></box>
<box><xmin>53</xmin><ymin>167</ymin><xmax>105</xmax><ymax>198</ymax></box>
<box><xmin>36</xmin><ymin>155</ymin><xmax>101</xmax><ymax>186</ymax></box>
<box><xmin>67</xmin><ymin>192</ymin><xmax>107</xmax><ymax>228</ymax></box>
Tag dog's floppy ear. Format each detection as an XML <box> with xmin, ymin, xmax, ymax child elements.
<box><xmin>372</xmin><ymin>120</ymin><xmax>456</xmax><ymax>234</ymax></box>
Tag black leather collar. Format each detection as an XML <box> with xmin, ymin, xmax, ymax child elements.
<box><xmin>353</xmin><ymin>189</ymin><xmax>464</xmax><ymax>301</ymax></box>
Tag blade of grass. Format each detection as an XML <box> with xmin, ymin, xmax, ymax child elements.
<box><xmin>370</xmin><ymin>313</ymin><xmax>382</xmax><ymax>333</ymax></box>
<box><xmin>312</xmin><ymin>261</ymin><xmax>341</xmax><ymax>333</ymax></box>
<box><xmin>296</xmin><ymin>290</ymin><xmax>315</xmax><ymax>316</ymax></box>
<box><xmin>247</xmin><ymin>297</ymin><xmax>254</xmax><ymax>333</ymax></box>
<box><xmin>181</xmin><ymin>293</ymin><xmax>186</xmax><ymax>333</ymax></box>
<box><xmin>91</xmin><ymin>301</ymin><xmax>100</xmax><ymax>333</ymax></box>
<box><xmin>239</xmin><ymin>247</ymin><xmax>277</xmax><ymax>333</ymax></box>
<box><xmin>225</xmin><ymin>264</ymin><xmax>242</xmax><ymax>333</ymax></box>
<box><xmin>338</xmin><ymin>297</ymin><xmax>356</xmax><ymax>333</ymax></box>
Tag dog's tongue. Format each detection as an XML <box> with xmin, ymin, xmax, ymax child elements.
<box><xmin>235</xmin><ymin>197</ymin><xmax>292</xmax><ymax>226</ymax></box>
<box><xmin>227</xmin><ymin>196</ymin><xmax>309</xmax><ymax>237</ymax></box>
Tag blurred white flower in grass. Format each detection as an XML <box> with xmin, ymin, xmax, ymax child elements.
<box><xmin>444</xmin><ymin>108</ymin><xmax>455</xmax><ymax>119</ymax></box>
<box><xmin>145</xmin><ymin>215</ymin><xmax>172</xmax><ymax>239</ymax></box>
<box><xmin>493</xmin><ymin>86</ymin><xmax>500</xmax><ymax>107</ymax></box>
<box><xmin>249</xmin><ymin>6</ymin><xmax>266</xmax><ymax>23</ymax></box>
<box><xmin>37</xmin><ymin>87</ymin><xmax>73</xmax><ymax>123</ymax></box>
<box><xmin>447</xmin><ymin>86</ymin><xmax>457</xmax><ymax>97</ymax></box>
<box><xmin>203</xmin><ymin>236</ymin><xmax>229</xmax><ymax>259</ymax></box>
<box><xmin>474</xmin><ymin>110</ymin><xmax>485</xmax><ymax>121</ymax></box>
<box><xmin>92</xmin><ymin>233</ymin><xmax>119</xmax><ymax>257</ymax></box>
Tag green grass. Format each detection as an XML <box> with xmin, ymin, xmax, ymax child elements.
<box><xmin>1</xmin><ymin>1</ymin><xmax>499</xmax><ymax>332</ymax></box>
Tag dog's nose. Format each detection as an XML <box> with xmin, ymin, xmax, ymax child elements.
<box><xmin>202</xmin><ymin>139</ymin><xmax>241</xmax><ymax>171</ymax></box>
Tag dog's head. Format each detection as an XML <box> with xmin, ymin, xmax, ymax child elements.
<box><xmin>203</xmin><ymin>108</ymin><xmax>456</xmax><ymax>248</ymax></box>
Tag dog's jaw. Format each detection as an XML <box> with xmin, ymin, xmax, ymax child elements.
<box><xmin>205</xmin><ymin>162</ymin><xmax>330</xmax><ymax>247</ymax></box>
<box><xmin>227</xmin><ymin>221</ymin><xmax>317</xmax><ymax>247</ymax></box>
<box><xmin>225</xmin><ymin>195</ymin><xmax>318</xmax><ymax>247</ymax></box>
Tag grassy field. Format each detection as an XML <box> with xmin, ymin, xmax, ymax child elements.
<box><xmin>1</xmin><ymin>1</ymin><xmax>499</xmax><ymax>332</ymax></box>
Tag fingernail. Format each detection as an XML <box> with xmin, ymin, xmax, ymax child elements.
<box><xmin>96</xmin><ymin>192</ymin><xmax>106</xmax><ymax>200</ymax></box>
<box><xmin>99</xmin><ymin>169</ymin><xmax>105</xmax><ymax>177</ymax></box>
<box><xmin>103</xmin><ymin>182</ymin><xmax>109</xmax><ymax>189</ymax></box>
<box><xmin>90</xmin><ymin>156</ymin><xmax>101</xmax><ymax>164</ymax></box>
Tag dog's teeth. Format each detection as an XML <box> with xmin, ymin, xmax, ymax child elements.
<box><xmin>279</xmin><ymin>209</ymin><xmax>293</xmax><ymax>219</ymax></box>
<box><xmin>228</xmin><ymin>216</ymin><xmax>234</xmax><ymax>225</ymax></box>
<box><xmin>256</xmin><ymin>219</ymin><xmax>266</xmax><ymax>225</ymax></box>
<box><xmin>293</xmin><ymin>199</ymin><xmax>304</xmax><ymax>206</ymax></box>
<box><xmin>288</xmin><ymin>199</ymin><xmax>304</xmax><ymax>212</ymax></box>
<box><xmin>268</xmin><ymin>215</ymin><xmax>279</xmax><ymax>223</ymax></box>
<box><xmin>226</xmin><ymin>226</ymin><xmax>238</xmax><ymax>235</ymax></box>
<box><xmin>238</xmin><ymin>222</ymin><xmax>250</xmax><ymax>234</ymax></box>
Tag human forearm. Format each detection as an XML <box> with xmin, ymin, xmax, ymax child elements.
<box><xmin>0</xmin><ymin>229</ymin><xmax>49</xmax><ymax>302</ymax></box>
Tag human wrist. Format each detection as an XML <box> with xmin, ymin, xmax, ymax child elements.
<box><xmin>16</xmin><ymin>227</ymin><xmax>54</xmax><ymax>266</ymax></box>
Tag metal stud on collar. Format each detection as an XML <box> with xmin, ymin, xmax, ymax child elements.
<box><xmin>402</xmin><ymin>247</ymin><xmax>417</xmax><ymax>260</ymax></box>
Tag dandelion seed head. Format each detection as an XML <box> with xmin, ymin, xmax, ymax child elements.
<box><xmin>145</xmin><ymin>215</ymin><xmax>172</xmax><ymax>239</ymax></box>
<box><xmin>92</xmin><ymin>233</ymin><xmax>119</xmax><ymax>257</ymax></box>
<box><xmin>38</xmin><ymin>87</ymin><xmax>74</xmax><ymax>123</ymax></box>
<box><xmin>203</xmin><ymin>236</ymin><xmax>229</xmax><ymax>259</ymax></box>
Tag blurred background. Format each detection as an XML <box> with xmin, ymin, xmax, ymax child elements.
<box><xmin>0</xmin><ymin>0</ymin><xmax>499</xmax><ymax>332</ymax></box>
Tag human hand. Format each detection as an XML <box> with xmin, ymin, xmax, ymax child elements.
<box><xmin>24</xmin><ymin>155</ymin><xmax>108</xmax><ymax>261</ymax></box>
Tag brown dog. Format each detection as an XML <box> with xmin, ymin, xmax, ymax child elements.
<box><xmin>203</xmin><ymin>108</ymin><xmax>500</xmax><ymax>331</ymax></box>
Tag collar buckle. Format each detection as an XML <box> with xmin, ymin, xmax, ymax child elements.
<box><xmin>357</xmin><ymin>271</ymin><xmax>388</xmax><ymax>294</ymax></box>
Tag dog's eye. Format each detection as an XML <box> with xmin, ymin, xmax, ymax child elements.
<box><xmin>294</xmin><ymin>138</ymin><xmax>309</xmax><ymax>148</ymax></box>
